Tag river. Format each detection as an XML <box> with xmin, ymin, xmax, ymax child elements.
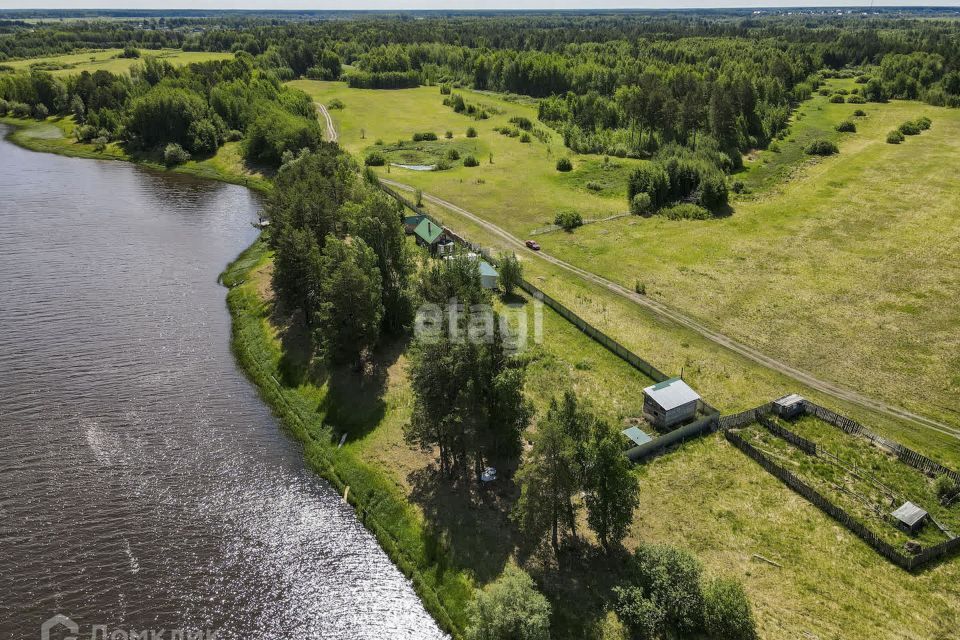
<box><xmin>0</xmin><ymin>126</ymin><xmax>444</xmax><ymax>640</ymax></box>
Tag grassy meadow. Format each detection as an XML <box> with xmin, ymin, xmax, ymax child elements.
<box><xmin>298</xmin><ymin>78</ymin><xmax>960</xmax><ymax>435</ymax></box>
<box><xmin>2</xmin><ymin>48</ymin><xmax>234</xmax><ymax>76</ymax></box>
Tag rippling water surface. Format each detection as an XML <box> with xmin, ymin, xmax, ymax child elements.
<box><xmin>0</xmin><ymin>127</ymin><xmax>444</xmax><ymax>640</ymax></box>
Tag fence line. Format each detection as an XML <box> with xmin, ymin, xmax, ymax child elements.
<box><xmin>727</xmin><ymin>422</ymin><xmax>960</xmax><ymax>570</ymax></box>
<box><xmin>626</xmin><ymin>412</ymin><xmax>720</xmax><ymax>462</ymax></box>
<box><xmin>718</xmin><ymin>403</ymin><xmax>772</xmax><ymax>430</ymax></box>
<box><xmin>758</xmin><ymin>415</ymin><xmax>817</xmax><ymax>455</ymax></box>
<box><xmin>803</xmin><ymin>402</ymin><xmax>960</xmax><ymax>485</ymax></box>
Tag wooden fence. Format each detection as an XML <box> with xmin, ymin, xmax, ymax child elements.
<box><xmin>803</xmin><ymin>402</ymin><xmax>960</xmax><ymax>485</ymax></box>
<box><xmin>758</xmin><ymin>415</ymin><xmax>817</xmax><ymax>455</ymax></box>
<box><xmin>718</xmin><ymin>404</ymin><xmax>772</xmax><ymax>430</ymax></box>
<box><xmin>727</xmin><ymin>416</ymin><xmax>960</xmax><ymax>570</ymax></box>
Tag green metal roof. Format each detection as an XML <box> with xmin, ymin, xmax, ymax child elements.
<box><xmin>479</xmin><ymin>261</ymin><xmax>498</xmax><ymax>277</ymax></box>
<box><xmin>622</xmin><ymin>426</ymin><xmax>652</xmax><ymax>447</ymax></box>
<box><xmin>413</xmin><ymin>218</ymin><xmax>444</xmax><ymax>244</ymax></box>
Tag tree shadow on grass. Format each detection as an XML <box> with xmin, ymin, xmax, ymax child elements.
<box><xmin>408</xmin><ymin>464</ymin><xmax>517</xmax><ymax>585</ymax></box>
<box><xmin>521</xmin><ymin>540</ymin><xmax>634</xmax><ymax>639</ymax></box>
<box><xmin>317</xmin><ymin>335</ymin><xmax>409</xmax><ymax>441</ymax></box>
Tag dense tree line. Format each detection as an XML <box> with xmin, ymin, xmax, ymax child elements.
<box><xmin>0</xmin><ymin>52</ymin><xmax>324</xmax><ymax>166</ymax></box>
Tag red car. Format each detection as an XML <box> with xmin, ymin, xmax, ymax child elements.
<box><xmin>525</xmin><ymin>240</ymin><xmax>541</xmax><ymax>251</ymax></box>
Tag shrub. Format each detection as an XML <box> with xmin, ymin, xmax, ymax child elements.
<box><xmin>444</xmin><ymin>130</ymin><xmax>453</xmax><ymax>139</ymax></box>
<box><xmin>630</xmin><ymin>192</ymin><xmax>652</xmax><ymax>215</ymax></box>
<box><xmin>731</xmin><ymin>180</ymin><xmax>745</xmax><ymax>194</ymax></box>
<box><xmin>509</xmin><ymin>115</ymin><xmax>533</xmax><ymax>131</ymax></box>
<box><xmin>627</xmin><ymin>164</ymin><xmax>670</xmax><ymax>210</ymax></box>
<box><xmin>915</xmin><ymin>116</ymin><xmax>932</xmax><ymax>130</ymax></box>
<box><xmin>695</xmin><ymin>171</ymin><xmax>728</xmax><ymax>210</ymax></box>
<box><xmin>463</xmin><ymin>154</ymin><xmax>479</xmax><ymax>167</ymax></box>
<box><xmin>120</xmin><ymin>45</ymin><xmax>140</xmax><ymax>59</ymax></box>
<box><xmin>829</xmin><ymin>94</ymin><xmax>846</xmax><ymax>103</ymax></box>
<box><xmin>661</xmin><ymin>203</ymin><xmax>712</xmax><ymax>220</ymax></box>
<box><xmin>520</xmin><ymin>132</ymin><xmax>531</xmax><ymax>143</ymax></box>
<box><xmin>768</xmin><ymin>141</ymin><xmax>780</xmax><ymax>153</ymax></box>
<box><xmin>0</xmin><ymin>98</ymin><xmax>7</xmax><ymax>116</ymax></box>
<box><xmin>556</xmin><ymin>157</ymin><xmax>573</xmax><ymax>172</ymax></box>
<box><xmin>554</xmin><ymin>210</ymin><xmax>584</xmax><ymax>231</ymax></box>
<box><xmin>630</xmin><ymin>544</ymin><xmax>705</xmax><ymax>633</ymax></box>
<box><xmin>835</xmin><ymin>120</ymin><xmax>856</xmax><ymax>133</ymax></box>
<box><xmin>327</xmin><ymin>98</ymin><xmax>344</xmax><ymax>110</ymax></box>
<box><xmin>412</xmin><ymin>131</ymin><xmax>438</xmax><ymax>142</ymax></box>
<box><xmin>612</xmin><ymin>586</ymin><xmax>664</xmax><ymax>640</ymax></box>
<box><xmin>702</xmin><ymin>578</ymin><xmax>758</xmax><ymax>640</ymax></box>
<box><xmin>439</xmin><ymin>84</ymin><xmax>451</xmax><ymax>95</ymax></box>
<box><xmin>853</xmin><ymin>109</ymin><xmax>867</xmax><ymax>117</ymax></box>
<box><xmin>898</xmin><ymin>121</ymin><xmax>921</xmax><ymax>136</ymax></box>
<box><xmin>187</xmin><ymin>118</ymin><xmax>223</xmax><ymax>155</ymax></box>
<box><xmin>434</xmin><ymin>158</ymin><xmax>452</xmax><ymax>171</ymax></box>
<box><xmin>934</xmin><ymin>475</ymin><xmax>959</xmax><ymax>503</ymax></box>
<box><xmin>805</xmin><ymin>139</ymin><xmax>838</xmax><ymax>156</ymax></box>
<box><xmin>92</xmin><ymin>136</ymin><xmax>108</xmax><ymax>152</ymax></box>
<box><xmin>364</xmin><ymin>151</ymin><xmax>386</xmax><ymax>166</ymax></box>
<box><xmin>32</xmin><ymin>103</ymin><xmax>49</xmax><ymax>119</ymax></box>
<box><xmin>846</xmin><ymin>94</ymin><xmax>866</xmax><ymax>104</ymax></box>
<box><xmin>163</xmin><ymin>143</ymin><xmax>191</xmax><ymax>166</ymax></box>
<box><xmin>446</xmin><ymin>148</ymin><xmax>460</xmax><ymax>161</ymax></box>
<box><xmin>585</xmin><ymin>180</ymin><xmax>602</xmax><ymax>192</ymax></box>
<box><xmin>818</xmin><ymin>88</ymin><xmax>831</xmax><ymax>96</ymax></box>
<box><xmin>887</xmin><ymin>130</ymin><xmax>905</xmax><ymax>144</ymax></box>
<box><xmin>466</xmin><ymin>126</ymin><xmax>477</xmax><ymax>138</ymax></box>
<box><xmin>465</xmin><ymin>564</ymin><xmax>551</xmax><ymax>640</ymax></box>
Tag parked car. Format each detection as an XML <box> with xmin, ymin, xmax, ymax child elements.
<box><xmin>525</xmin><ymin>240</ymin><xmax>541</xmax><ymax>251</ymax></box>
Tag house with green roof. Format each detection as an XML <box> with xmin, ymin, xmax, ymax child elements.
<box><xmin>413</xmin><ymin>218</ymin><xmax>449</xmax><ymax>254</ymax></box>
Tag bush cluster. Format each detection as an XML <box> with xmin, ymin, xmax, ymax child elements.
<box><xmin>412</xmin><ymin>131</ymin><xmax>438</xmax><ymax>141</ymax></box>
<box><xmin>466</xmin><ymin>126</ymin><xmax>478</xmax><ymax>138</ymax></box>
<box><xmin>556</xmin><ymin>157</ymin><xmax>573</xmax><ymax>172</ymax></box>
<box><xmin>661</xmin><ymin>203</ymin><xmax>712</xmax><ymax>220</ymax></box>
<box><xmin>163</xmin><ymin>142</ymin><xmax>191</xmax><ymax>166</ymax></box>
<box><xmin>364</xmin><ymin>150</ymin><xmax>386</xmax><ymax>166</ymax></box>
<box><xmin>887</xmin><ymin>130</ymin><xmax>905</xmax><ymax>144</ymax></box>
<box><xmin>554</xmin><ymin>210</ymin><xmax>583</xmax><ymax>230</ymax></box>
<box><xmin>612</xmin><ymin>545</ymin><xmax>757</xmax><ymax>640</ymax></box>
<box><xmin>804</xmin><ymin>139</ymin><xmax>839</xmax><ymax>156</ymax></box>
<box><xmin>835</xmin><ymin>120</ymin><xmax>856</xmax><ymax>133</ymax></box>
<box><xmin>463</xmin><ymin>154</ymin><xmax>479</xmax><ymax>167</ymax></box>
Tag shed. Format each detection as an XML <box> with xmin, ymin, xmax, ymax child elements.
<box><xmin>774</xmin><ymin>393</ymin><xmax>806</xmax><ymax>419</ymax></box>
<box><xmin>891</xmin><ymin>501</ymin><xmax>928</xmax><ymax>535</ymax></box>
<box><xmin>479</xmin><ymin>261</ymin><xmax>499</xmax><ymax>290</ymax></box>
<box><xmin>403</xmin><ymin>214</ymin><xmax>427</xmax><ymax>234</ymax></box>
<box><xmin>622</xmin><ymin>426</ymin><xmax>653</xmax><ymax>448</ymax></box>
<box><xmin>643</xmin><ymin>377</ymin><xmax>700</xmax><ymax>430</ymax></box>
<box><xmin>413</xmin><ymin>218</ymin><xmax>446</xmax><ymax>251</ymax></box>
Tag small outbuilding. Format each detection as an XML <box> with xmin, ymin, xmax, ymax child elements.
<box><xmin>479</xmin><ymin>261</ymin><xmax>499</xmax><ymax>290</ymax></box>
<box><xmin>643</xmin><ymin>377</ymin><xmax>700</xmax><ymax>430</ymax></box>
<box><xmin>413</xmin><ymin>218</ymin><xmax>446</xmax><ymax>252</ymax></box>
<box><xmin>891</xmin><ymin>501</ymin><xmax>928</xmax><ymax>535</ymax></box>
<box><xmin>622</xmin><ymin>426</ymin><xmax>653</xmax><ymax>448</ymax></box>
<box><xmin>774</xmin><ymin>393</ymin><xmax>806</xmax><ymax>419</ymax></box>
<box><xmin>403</xmin><ymin>214</ymin><xmax>427</xmax><ymax>234</ymax></box>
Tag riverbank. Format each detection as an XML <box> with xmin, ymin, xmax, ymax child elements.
<box><xmin>0</xmin><ymin>115</ymin><xmax>274</xmax><ymax>195</ymax></box>
<box><xmin>219</xmin><ymin>239</ymin><xmax>472</xmax><ymax>636</ymax></box>
<box><xmin>2</xmin><ymin>114</ymin><xmax>468</xmax><ymax>636</ymax></box>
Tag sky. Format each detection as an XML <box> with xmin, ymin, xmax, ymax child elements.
<box><xmin>0</xmin><ymin>0</ymin><xmax>958</xmax><ymax>10</ymax></box>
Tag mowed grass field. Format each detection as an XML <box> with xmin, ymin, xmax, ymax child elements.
<box><xmin>3</xmin><ymin>48</ymin><xmax>234</xmax><ymax>76</ymax></box>
<box><xmin>296</xmin><ymin>79</ymin><xmax>960</xmax><ymax>434</ymax></box>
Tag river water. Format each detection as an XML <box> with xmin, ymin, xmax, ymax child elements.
<box><xmin>0</xmin><ymin>126</ymin><xmax>444</xmax><ymax>640</ymax></box>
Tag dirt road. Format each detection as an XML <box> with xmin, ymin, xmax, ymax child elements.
<box><xmin>379</xmin><ymin>177</ymin><xmax>959</xmax><ymax>440</ymax></box>
<box><xmin>315</xmin><ymin>102</ymin><xmax>338</xmax><ymax>143</ymax></box>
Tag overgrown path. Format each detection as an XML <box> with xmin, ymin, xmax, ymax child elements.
<box><xmin>378</xmin><ymin>177</ymin><xmax>960</xmax><ymax>441</ymax></box>
<box><xmin>311</xmin><ymin>102</ymin><xmax>958</xmax><ymax>439</ymax></box>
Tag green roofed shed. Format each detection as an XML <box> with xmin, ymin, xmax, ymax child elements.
<box><xmin>622</xmin><ymin>426</ymin><xmax>652</xmax><ymax>447</ymax></box>
<box><xmin>413</xmin><ymin>218</ymin><xmax>444</xmax><ymax>247</ymax></box>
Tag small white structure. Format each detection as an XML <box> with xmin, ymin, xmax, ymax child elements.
<box><xmin>643</xmin><ymin>377</ymin><xmax>700</xmax><ymax>430</ymax></box>
<box><xmin>481</xmin><ymin>467</ymin><xmax>497</xmax><ymax>483</ymax></box>
<box><xmin>479</xmin><ymin>261</ymin><xmax>499</xmax><ymax>290</ymax></box>
<box><xmin>774</xmin><ymin>393</ymin><xmax>806</xmax><ymax>419</ymax></box>
<box><xmin>892</xmin><ymin>501</ymin><xmax>928</xmax><ymax>535</ymax></box>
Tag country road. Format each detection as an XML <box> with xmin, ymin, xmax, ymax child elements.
<box><xmin>316</xmin><ymin>102</ymin><xmax>338</xmax><ymax>142</ymax></box>
<box><xmin>315</xmin><ymin>104</ymin><xmax>959</xmax><ymax>439</ymax></box>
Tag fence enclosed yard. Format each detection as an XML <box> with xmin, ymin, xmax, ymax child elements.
<box><xmin>725</xmin><ymin>400</ymin><xmax>960</xmax><ymax>571</ymax></box>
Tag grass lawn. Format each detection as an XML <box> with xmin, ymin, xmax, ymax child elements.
<box><xmin>300</xmin><ymin>78</ymin><xmax>960</xmax><ymax>435</ymax></box>
<box><xmin>2</xmin><ymin>48</ymin><xmax>234</xmax><ymax>77</ymax></box>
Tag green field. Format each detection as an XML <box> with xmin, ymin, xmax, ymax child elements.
<box><xmin>3</xmin><ymin>48</ymin><xmax>234</xmax><ymax>76</ymax></box>
<box><xmin>297</xmin><ymin>79</ymin><xmax>960</xmax><ymax>435</ymax></box>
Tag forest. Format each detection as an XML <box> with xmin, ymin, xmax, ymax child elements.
<box><xmin>4</xmin><ymin>9</ymin><xmax>960</xmax><ymax>640</ymax></box>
